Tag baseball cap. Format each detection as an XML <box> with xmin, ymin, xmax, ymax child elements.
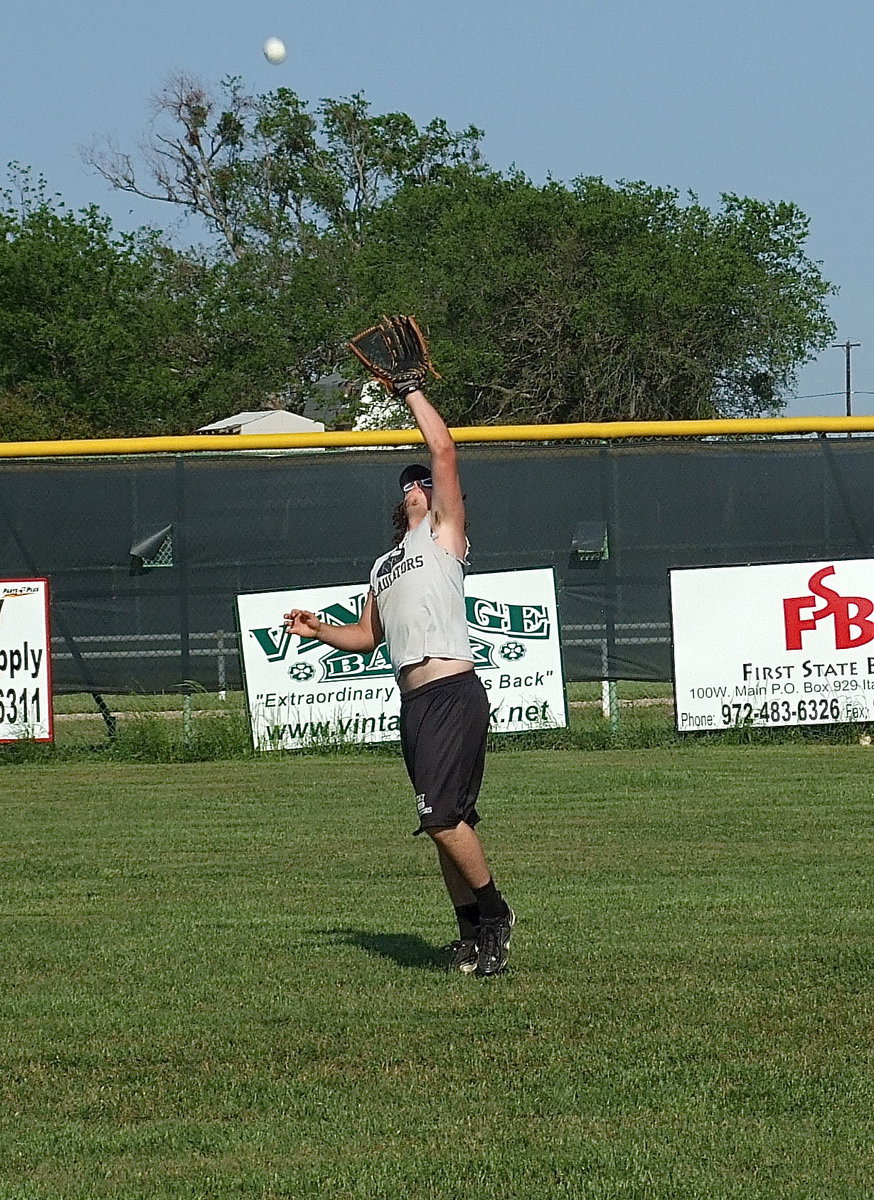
<box><xmin>398</xmin><ymin>464</ymin><xmax>432</xmax><ymax>491</ymax></box>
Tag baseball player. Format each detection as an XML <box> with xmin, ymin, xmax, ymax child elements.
<box><xmin>285</xmin><ymin>332</ymin><xmax>514</xmax><ymax>976</ymax></box>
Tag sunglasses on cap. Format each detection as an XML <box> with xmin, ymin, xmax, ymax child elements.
<box><xmin>401</xmin><ymin>477</ymin><xmax>433</xmax><ymax>493</ymax></box>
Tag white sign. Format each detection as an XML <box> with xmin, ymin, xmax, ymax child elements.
<box><xmin>237</xmin><ymin>568</ymin><xmax>567</xmax><ymax>750</ymax></box>
<box><xmin>0</xmin><ymin>578</ymin><xmax>53</xmax><ymax>743</ymax></box>
<box><xmin>671</xmin><ymin>558</ymin><xmax>874</xmax><ymax>731</ymax></box>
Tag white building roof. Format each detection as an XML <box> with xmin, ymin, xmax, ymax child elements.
<box><xmin>196</xmin><ymin>410</ymin><xmax>325</xmax><ymax>435</ymax></box>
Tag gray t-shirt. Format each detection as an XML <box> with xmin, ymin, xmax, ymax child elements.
<box><xmin>369</xmin><ymin>516</ymin><xmax>473</xmax><ymax>678</ymax></box>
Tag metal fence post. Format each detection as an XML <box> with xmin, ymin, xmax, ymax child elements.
<box><xmin>216</xmin><ymin>630</ymin><xmax>227</xmax><ymax>700</ymax></box>
<box><xmin>600</xmin><ymin>640</ymin><xmax>620</xmax><ymax>734</ymax></box>
<box><xmin>182</xmin><ymin>692</ymin><xmax>192</xmax><ymax>745</ymax></box>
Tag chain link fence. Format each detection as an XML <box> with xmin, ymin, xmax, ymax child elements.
<box><xmin>2</xmin><ymin>435</ymin><xmax>872</xmax><ymax>695</ymax></box>
<box><xmin>49</xmin><ymin>630</ymin><xmax>238</xmax><ymax>694</ymax></box>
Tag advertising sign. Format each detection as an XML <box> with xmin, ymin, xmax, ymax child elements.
<box><xmin>671</xmin><ymin>559</ymin><xmax>874</xmax><ymax>731</ymax></box>
<box><xmin>0</xmin><ymin>578</ymin><xmax>53</xmax><ymax>743</ymax></box>
<box><xmin>237</xmin><ymin>568</ymin><xmax>566</xmax><ymax>750</ymax></box>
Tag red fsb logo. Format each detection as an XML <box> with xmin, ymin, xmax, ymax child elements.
<box><xmin>783</xmin><ymin>566</ymin><xmax>874</xmax><ymax>650</ymax></box>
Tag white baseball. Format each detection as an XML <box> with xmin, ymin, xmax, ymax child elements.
<box><xmin>263</xmin><ymin>37</ymin><xmax>287</xmax><ymax>64</ymax></box>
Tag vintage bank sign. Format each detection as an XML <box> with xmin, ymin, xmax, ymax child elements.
<box><xmin>237</xmin><ymin>568</ymin><xmax>567</xmax><ymax>750</ymax></box>
<box><xmin>671</xmin><ymin>559</ymin><xmax>874</xmax><ymax>731</ymax></box>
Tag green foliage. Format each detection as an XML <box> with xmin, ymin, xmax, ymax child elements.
<box><xmin>351</xmin><ymin>170</ymin><xmax>836</xmax><ymax>423</ymax></box>
<box><xmin>155</xmin><ymin>236</ymin><xmax>353</xmax><ymax>419</ymax></box>
<box><xmin>0</xmin><ymin>78</ymin><xmax>838</xmax><ymax>438</ymax></box>
<box><xmin>0</xmin><ymin>168</ymin><xmax>193</xmax><ymax>437</ymax></box>
<box><xmin>108</xmin><ymin>708</ymin><xmax>255</xmax><ymax>762</ymax></box>
<box><xmin>0</xmin><ymin>169</ymin><xmax>351</xmax><ymax>436</ymax></box>
<box><xmin>254</xmin><ymin>90</ymin><xmax>484</xmax><ymax>249</ymax></box>
<box><xmin>88</xmin><ymin>76</ymin><xmax>485</xmax><ymax>258</ymax></box>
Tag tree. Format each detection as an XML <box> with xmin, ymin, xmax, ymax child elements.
<box><xmin>168</xmin><ymin>233</ymin><xmax>354</xmax><ymax>419</ymax></box>
<box><xmin>78</xmin><ymin>81</ymin><xmax>837</xmax><ymax>429</ymax></box>
<box><xmin>0</xmin><ymin>169</ymin><xmax>194</xmax><ymax>437</ymax></box>
<box><xmin>349</xmin><ymin>171</ymin><xmax>836</xmax><ymax>423</ymax></box>
<box><xmin>85</xmin><ymin>76</ymin><xmax>485</xmax><ymax>258</ymax></box>
<box><xmin>0</xmin><ymin>167</ymin><xmax>358</xmax><ymax>438</ymax></box>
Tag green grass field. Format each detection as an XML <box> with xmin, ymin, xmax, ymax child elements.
<box><xmin>1</xmin><ymin>747</ymin><xmax>871</xmax><ymax>1199</ymax></box>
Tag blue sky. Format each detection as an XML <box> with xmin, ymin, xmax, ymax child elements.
<box><xmin>3</xmin><ymin>0</ymin><xmax>873</xmax><ymax>417</ymax></box>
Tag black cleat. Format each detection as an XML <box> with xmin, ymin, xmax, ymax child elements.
<box><xmin>447</xmin><ymin>937</ymin><xmax>479</xmax><ymax>974</ymax></box>
<box><xmin>475</xmin><ymin>905</ymin><xmax>516</xmax><ymax>977</ymax></box>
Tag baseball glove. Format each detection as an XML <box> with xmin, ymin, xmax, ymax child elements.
<box><xmin>348</xmin><ymin>315</ymin><xmax>440</xmax><ymax>398</ymax></box>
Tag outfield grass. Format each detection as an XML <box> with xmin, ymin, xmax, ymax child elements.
<box><xmin>0</xmin><ymin>748</ymin><xmax>871</xmax><ymax>1199</ymax></box>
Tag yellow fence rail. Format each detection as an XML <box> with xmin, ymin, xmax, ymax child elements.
<box><xmin>1</xmin><ymin>415</ymin><xmax>873</xmax><ymax>459</ymax></box>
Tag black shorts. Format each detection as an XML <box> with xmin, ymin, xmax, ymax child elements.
<box><xmin>399</xmin><ymin>671</ymin><xmax>490</xmax><ymax>836</ymax></box>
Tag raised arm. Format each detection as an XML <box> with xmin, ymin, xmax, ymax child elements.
<box><xmin>347</xmin><ymin>315</ymin><xmax>467</xmax><ymax>556</ymax></box>
<box><xmin>404</xmin><ymin>388</ymin><xmax>467</xmax><ymax>557</ymax></box>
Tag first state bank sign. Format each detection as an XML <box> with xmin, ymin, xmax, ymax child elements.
<box><xmin>671</xmin><ymin>558</ymin><xmax>874</xmax><ymax>731</ymax></box>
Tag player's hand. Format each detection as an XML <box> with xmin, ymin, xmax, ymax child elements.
<box><xmin>283</xmin><ymin>609</ymin><xmax>322</xmax><ymax>639</ymax></box>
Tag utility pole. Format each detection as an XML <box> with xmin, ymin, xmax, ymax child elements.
<box><xmin>833</xmin><ymin>339</ymin><xmax>861</xmax><ymax>419</ymax></box>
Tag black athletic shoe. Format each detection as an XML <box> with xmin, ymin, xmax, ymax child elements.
<box><xmin>475</xmin><ymin>905</ymin><xmax>516</xmax><ymax>977</ymax></box>
<box><xmin>447</xmin><ymin>937</ymin><xmax>479</xmax><ymax>974</ymax></box>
